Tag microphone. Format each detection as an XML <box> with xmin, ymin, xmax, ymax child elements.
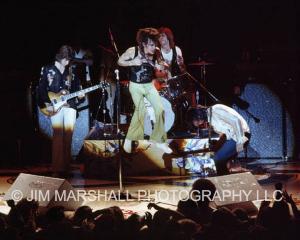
<box><xmin>114</xmin><ymin>69</ymin><xmax>119</xmax><ymax>80</ymax></box>
<box><xmin>233</xmin><ymin>95</ymin><xmax>249</xmax><ymax>110</ymax></box>
<box><xmin>253</xmin><ymin>116</ymin><xmax>260</xmax><ymax>123</ymax></box>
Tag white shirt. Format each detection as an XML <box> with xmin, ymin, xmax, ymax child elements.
<box><xmin>207</xmin><ymin>104</ymin><xmax>250</xmax><ymax>152</ymax></box>
<box><xmin>161</xmin><ymin>46</ymin><xmax>182</xmax><ymax>64</ymax></box>
<box><xmin>161</xmin><ymin>46</ymin><xmax>183</xmax><ymax>78</ymax></box>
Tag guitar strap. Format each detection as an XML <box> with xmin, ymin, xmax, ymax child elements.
<box><xmin>66</xmin><ymin>65</ymin><xmax>73</xmax><ymax>91</ymax></box>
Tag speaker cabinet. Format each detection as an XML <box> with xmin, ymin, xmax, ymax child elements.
<box><xmin>4</xmin><ymin>173</ymin><xmax>83</xmax><ymax>210</ymax></box>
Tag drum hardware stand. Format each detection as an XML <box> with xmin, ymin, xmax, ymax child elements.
<box><xmin>94</xmin><ymin>81</ymin><xmax>111</xmax><ymax>155</ymax></box>
<box><xmin>188</xmin><ymin>60</ymin><xmax>214</xmax><ymax>106</ymax></box>
<box><xmin>185</xmin><ymin>71</ymin><xmax>219</xmax><ymax>104</ymax></box>
<box><xmin>201</xmin><ymin>64</ymin><xmax>207</xmax><ymax>106</ymax></box>
<box><xmin>185</xmin><ymin>71</ymin><xmax>220</xmax><ymax>150</ymax></box>
<box><xmin>196</xmin><ymin>90</ymin><xmax>200</xmax><ymax>105</ymax></box>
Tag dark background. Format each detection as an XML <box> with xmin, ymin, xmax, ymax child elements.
<box><xmin>0</xmin><ymin>0</ymin><xmax>299</xmax><ymax>166</ymax></box>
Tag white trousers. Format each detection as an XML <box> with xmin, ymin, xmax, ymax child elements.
<box><xmin>50</xmin><ymin>107</ymin><xmax>77</xmax><ymax>173</ymax></box>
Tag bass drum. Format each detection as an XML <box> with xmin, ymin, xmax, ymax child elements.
<box><xmin>144</xmin><ymin>96</ymin><xmax>175</xmax><ymax>136</ymax></box>
<box><xmin>158</xmin><ymin>74</ymin><xmax>193</xmax><ymax>104</ymax></box>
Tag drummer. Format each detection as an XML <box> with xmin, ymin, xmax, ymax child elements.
<box><xmin>156</xmin><ymin>27</ymin><xmax>187</xmax><ymax>128</ymax></box>
<box><xmin>156</xmin><ymin>27</ymin><xmax>186</xmax><ymax>81</ymax></box>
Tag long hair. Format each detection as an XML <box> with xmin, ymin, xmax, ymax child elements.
<box><xmin>158</xmin><ymin>27</ymin><xmax>175</xmax><ymax>48</ymax></box>
<box><xmin>55</xmin><ymin>45</ymin><xmax>74</xmax><ymax>62</ymax></box>
<box><xmin>136</xmin><ymin>28</ymin><xmax>159</xmax><ymax>55</ymax></box>
<box><xmin>188</xmin><ymin>106</ymin><xmax>208</xmax><ymax>121</ymax></box>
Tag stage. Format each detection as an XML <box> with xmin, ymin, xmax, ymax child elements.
<box><xmin>1</xmin><ymin>161</ymin><xmax>300</xmax><ymax>218</ymax></box>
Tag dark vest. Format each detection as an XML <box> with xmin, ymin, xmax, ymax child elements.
<box><xmin>170</xmin><ymin>47</ymin><xmax>181</xmax><ymax>76</ymax></box>
<box><xmin>129</xmin><ymin>47</ymin><xmax>155</xmax><ymax>84</ymax></box>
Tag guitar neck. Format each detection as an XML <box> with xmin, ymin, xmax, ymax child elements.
<box><xmin>63</xmin><ymin>85</ymin><xmax>101</xmax><ymax>101</ymax></box>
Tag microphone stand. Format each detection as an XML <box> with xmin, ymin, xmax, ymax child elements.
<box><xmin>232</xmin><ymin>95</ymin><xmax>260</xmax><ymax>123</ymax></box>
<box><xmin>109</xmin><ymin>27</ymin><xmax>121</xmax><ymax>139</ymax></box>
<box><xmin>109</xmin><ymin>27</ymin><xmax>120</xmax><ymax>58</ymax></box>
<box><xmin>109</xmin><ymin>27</ymin><xmax>132</xmax><ymax>200</ymax></box>
<box><xmin>245</xmin><ymin>109</ymin><xmax>260</xmax><ymax>123</ymax></box>
<box><xmin>114</xmin><ymin>69</ymin><xmax>124</xmax><ymax>194</ymax></box>
<box><xmin>185</xmin><ymin>71</ymin><xmax>219</xmax><ymax>103</ymax></box>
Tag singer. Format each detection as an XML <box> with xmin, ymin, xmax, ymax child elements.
<box><xmin>190</xmin><ymin>103</ymin><xmax>250</xmax><ymax>175</ymax></box>
<box><xmin>117</xmin><ymin>27</ymin><xmax>172</xmax><ymax>154</ymax></box>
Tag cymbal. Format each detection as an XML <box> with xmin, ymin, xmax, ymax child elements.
<box><xmin>188</xmin><ymin>60</ymin><xmax>214</xmax><ymax>66</ymax></box>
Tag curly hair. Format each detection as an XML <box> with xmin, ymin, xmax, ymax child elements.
<box><xmin>136</xmin><ymin>28</ymin><xmax>159</xmax><ymax>55</ymax></box>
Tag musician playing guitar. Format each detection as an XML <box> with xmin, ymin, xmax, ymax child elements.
<box><xmin>37</xmin><ymin>45</ymin><xmax>85</xmax><ymax>177</ymax></box>
<box><xmin>155</xmin><ymin>27</ymin><xmax>186</xmax><ymax>86</ymax></box>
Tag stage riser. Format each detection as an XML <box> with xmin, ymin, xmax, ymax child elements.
<box><xmin>79</xmin><ymin>138</ymin><xmax>214</xmax><ymax>177</ymax></box>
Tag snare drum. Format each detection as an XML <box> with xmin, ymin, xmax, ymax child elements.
<box><xmin>157</xmin><ymin>75</ymin><xmax>189</xmax><ymax>103</ymax></box>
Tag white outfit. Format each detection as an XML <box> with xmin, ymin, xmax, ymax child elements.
<box><xmin>207</xmin><ymin>104</ymin><xmax>250</xmax><ymax>152</ymax></box>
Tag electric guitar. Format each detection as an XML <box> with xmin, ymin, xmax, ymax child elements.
<box><xmin>40</xmin><ymin>82</ymin><xmax>109</xmax><ymax>117</ymax></box>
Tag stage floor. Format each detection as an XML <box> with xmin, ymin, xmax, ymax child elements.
<box><xmin>0</xmin><ymin>162</ymin><xmax>300</xmax><ymax>218</ymax></box>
